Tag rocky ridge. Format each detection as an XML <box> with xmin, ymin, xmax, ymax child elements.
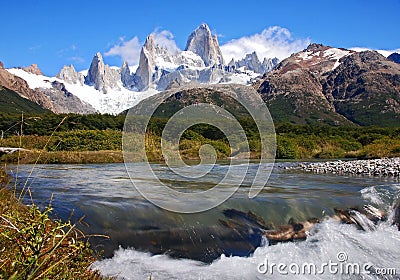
<box><xmin>185</xmin><ymin>23</ymin><xmax>225</xmax><ymax>67</ymax></box>
<box><xmin>55</xmin><ymin>23</ymin><xmax>279</xmax><ymax>94</ymax></box>
<box><xmin>227</xmin><ymin>52</ymin><xmax>279</xmax><ymax>75</ymax></box>
<box><xmin>0</xmin><ymin>63</ymin><xmax>97</xmax><ymax>114</ymax></box>
<box><xmin>256</xmin><ymin>43</ymin><xmax>400</xmax><ymax>126</ymax></box>
<box><xmin>388</xmin><ymin>52</ymin><xmax>400</xmax><ymax>64</ymax></box>
<box><xmin>56</xmin><ymin>64</ymin><xmax>84</xmax><ymax>85</ymax></box>
<box><xmin>3</xmin><ymin>23</ymin><xmax>280</xmax><ymax>114</ymax></box>
<box><xmin>21</xmin><ymin>64</ymin><xmax>43</xmax><ymax>75</ymax></box>
<box><xmin>0</xmin><ymin>64</ymin><xmax>54</xmax><ymax>110</ymax></box>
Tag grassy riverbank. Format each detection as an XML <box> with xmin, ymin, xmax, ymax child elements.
<box><xmin>1</xmin><ymin>113</ymin><xmax>400</xmax><ymax>164</ymax></box>
<box><xmin>1</xmin><ymin>129</ymin><xmax>399</xmax><ymax>164</ymax></box>
<box><xmin>0</xmin><ymin>167</ymin><xmax>102</xmax><ymax>279</ymax></box>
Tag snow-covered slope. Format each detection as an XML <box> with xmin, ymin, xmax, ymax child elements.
<box><xmin>7</xmin><ymin>68</ymin><xmax>158</xmax><ymax>114</ymax></box>
<box><xmin>6</xmin><ymin>23</ymin><xmax>280</xmax><ymax>114</ymax></box>
<box><xmin>292</xmin><ymin>44</ymin><xmax>353</xmax><ymax>72</ymax></box>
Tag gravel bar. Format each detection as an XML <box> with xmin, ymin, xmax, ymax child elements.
<box><xmin>297</xmin><ymin>157</ymin><xmax>400</xmax><ymax>177</ymax></box>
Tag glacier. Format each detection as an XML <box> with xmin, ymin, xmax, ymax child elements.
<box><xmin>6</xmin><ymin>23</ymin><xmax>280</xmax><ymax>115</ymax></box>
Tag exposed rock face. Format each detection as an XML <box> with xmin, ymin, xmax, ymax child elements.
<box><xmin>258</xmin><ymin>67</ymin><xmax>347</xmax><ymax>125</ymax></box>
<box><xmin>22</xmin><ymin>64</ymin><xmax>43</xmax><ymax>75</ymax></box>
<box><xmin>120</xmin><ymin>61</ymin><xmax>134</xmax><ymax>89</ymax></box>
<box><xmin>226</xmin><ymin>51</ymin><xmax>279</xmax><ymax>74</ymax></box>
<box><xmin>0</xmin><ymin>66</ymin><xmax>53</xmax><ymax>109</ymax></box>
<box><xmin>51</xmin><ymin>23</ymin><xmax>279</xmax><ymax>97</ymax></box>
<box><xmin>133</xmin><ymin>84</ymin><xmax>271</xmax><ymax>122</ymax></box>
<box><xmin>39</xmin><ymin>81</ymin><xmax>97</xmax><ymax>114</ymax></box>
<box><xmin>262</xmin><ymin>57</ymin><xmax>280</xmax><ymax>73</ymax></box>
<box><xmin>274</xmin><ymin>43</ymin><xmax>353</xmax><ymax>76</ymax></box>
<box><xmin>156</xmin><ymin>65</ymin><xmax>226</xmax><ymax>91</ymax></box>
<box><xmin>388</xmin><ymin>52</ymin><xmax>400</xmax><ymax>64</ymax></box>
<box><xmin>0</xmin><ymin>86</ymin><xmax>49</xmax><ymax>114</ymax></box>
<box><xmin>185</xmin><ymin>23</ymin><xmax>224</xmax><ymax>67</ymax></box>
<box><xmin>322</xmin><ymin>51</ymin><xmax>400</xmax><ymax>125</ymax></box>
<box><xmin>175</xmin><ymin>50</ymin><xmax>205</xmax><ymax>68</ymax></box>
<box><xmin>134</xmin><ymin>35</ymin><xmax>156</xmax><ymax>90</ymax></box>
<box><xmin>134</xmin><ymin>29</ymin><xmax>227</xmax><ymax>91</ymax></box>
<box><xmin>256</xmin><ymin>44</ymin><xmax>400</xmax><ymax>126</ymax></box>
<box><xmin>0</xmin><ymin>61</ymin><xmax>4</xmax><ymax>69</ymax></box>
<box><xmin>85</xmin><ymin>52</ymin><xmax>121</xmax><ymax>93</ymax></box>
<box><xmin>56</xmin><ymin>64</ymin><xmax>84</xmax><ymax>85</ymax></box>
<box><xmin>0</xmin><ymin>66</ymin><xmax>97</xmax><ymax>114</ymax></box>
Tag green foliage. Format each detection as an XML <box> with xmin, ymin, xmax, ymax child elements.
<box><xmin>0</xmin><ymin>130</ymin><xmax>122</xmax><ymax>152</ymax></box>
<box><xmin>358</xmin><ymin>137</ymin><xmax>400</xmax><ymax>159</ymax></box>
<box><xmin>334</xmin><ymin>90</ymin><xmax>400</xmax><ymax>127</ymax></box>
<box><xmin>0</xmin><ymin>172</ymin><xmax>102</xmax><ymax>279</ymax></box>
<box><xmin>248</xmin><ymin>139</ymin><xmax>261</xmax><ymax>152</ymax></box>
<box><xmin>181</xmin><ymin>130</ymin><xmax>205</xmax><ymax>141</ymax></box>
<box><xmin>0</xmin><ymin>113</ymin><xmax>125</xmax><ymax>137</ymax></box>
<box><xmin>207</xmin><ymin>140</ymin><xmax>230</xmax><ymax>157</ymax></box>
<box><xmin>276</xmin><ymin>136</ymin><xmax>298</xmax><ymax>159</ymax></box>
<box><xmin>1</xmin><ymin>111</ymin><xmax>400</xmax><ymax>162</ymax></box>
<box><xmin>50</xmin><ymin>130</ymin><xmax>122</xmax><ymax>151</ymax></box>
<box><xmin>0</xmin><ymin>87</ymin><xmax>49</xmax><ymax>114</ymax></box>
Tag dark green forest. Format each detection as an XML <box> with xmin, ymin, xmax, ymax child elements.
<box><xmin>0</xmin><ymin>112</ymin><xmax>400</xmax><ymax>162</ymax></box>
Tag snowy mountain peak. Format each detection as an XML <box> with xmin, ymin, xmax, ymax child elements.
<box><xmin>226</xmin><ymin>51</ymin><xmax>279</xmax><ymax>74</ymax></box>
<box><xmin>134</xmin><ymin>36</ymin><xmax>156</xmax><ymax>91</ymax></box>
<box><xmin>185</xmin><ymin>23</ymin><xmax>224</xmax><ymax>67</ymax></box>
<box><xmin>292</xmin><ymin>44</ymin><xmax>354</xmax><ymax>72</ymax></box>
<box><xmin>22</xmin><ymin>64</ymin><xmax>43</xmax><ymax>75</ymax></box>
<box><xmin>56</xmin><ymin>64</ymin><xmax>84</xmax><ymax>85</ymax></box>
<box><xmin>7</xmin><ymin>23</ymin><xmax>280</xmax><ymax>115</ymax></box>
<box><xmin>143</xmin><ymin>34</ymin><xmax>156</xmax><ymax>54</ymax></box>
<box><xmin>121</xmin><ymin>61</ymin><xmax>135</xmax><ymax>89</ymax></box>
<box><xmin>85</xmin><ymin>52</ymin><xmax>122</xmax><ymax>93</ymax></box>
<box><xmin>199</xmin><ymin>23</ymin><xmax>209</xmax><ymax>30</ymax></box>
<box><xmin>85</xmin><ymin>52</ymin><xmax>106</xmax><ymax>91</ymax></box>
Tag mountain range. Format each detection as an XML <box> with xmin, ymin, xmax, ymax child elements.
<box><xmin>0</xmin><ymin>23</ymin><xmax>278</xmax><ymax>114</ymax></box>
<box><xmin>256</xmin><ymin>43</ymin><xmax>400</xmax><ymax>126</ymax></box>
<box><xmin>1</xmin><ymin>23</ymin><xmax>400</xmax><ymax>126</ymax></box>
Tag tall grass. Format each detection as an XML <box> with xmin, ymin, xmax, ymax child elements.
<box><xmin>0</xmin><ymin>114</ymin><xmax>105</xmax><ymax>279</ymax></box>
<box><xmin>0</xmin><ymin>166</ymin><xmax>104</xmax><ymax>279</ymax></box>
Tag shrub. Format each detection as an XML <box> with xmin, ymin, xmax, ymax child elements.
<box><xmin>276</xmin><ymin>136</ymin><xmax>298</xmax><ymax>159</ymax></box>
<box><xmin>0</xmin><ymin>168</ymin><xmax>102</xmax><ymax>279</ymax></box>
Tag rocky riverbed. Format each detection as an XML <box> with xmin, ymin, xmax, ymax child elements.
<box><xmin>297</xmin><ymin>157</ymin><xmax>400</xmax><ymax>177</ymax></box>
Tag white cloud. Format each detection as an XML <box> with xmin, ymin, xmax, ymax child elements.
<box><xmin>104</xmin><ymin>26</ymin><xmax>311</xmax><ymax>66</ymax></box>
<box><xmin>220</xmin><ymin>26</ymin><xmax>310</xmax><ymax>62</ymax></box>
<box><xmin>105</xmin><ymin>29</ymin><xmax>181</xmax><ymax>65</ymax></box>
<box><xmin>350</xmin><ymin>47</ymin><xmax>400</xmax><ymax>57</ymax></box>
<box><xmin>57</xmin><ymin>44</ymin><xmax>79</xmax><ymax>57</ymax></box>
<box><xmin>69</xmin><ymin>56</ymin><xmax>85</xmax><ymax>64</ymax></box>
<box><xmin>104</xmin><ymin>36</ymin><xmax>142</xmax><ymax>65</ymax></box>
<box><xmin>152</xmin><ymin>29</ymin><xmax>180</xmax><ymax>54</ymax></box>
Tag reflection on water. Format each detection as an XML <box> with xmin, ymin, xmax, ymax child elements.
<box><xmin>9</xmin><ymin>162</ymin><xmax>400</xmax><ymax>261</ymax></box>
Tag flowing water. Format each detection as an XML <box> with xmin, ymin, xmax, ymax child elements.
<box><xmin>9</xmin><ymin>162</ymin><xmax>400</xmax><ymax>279</ymax></box>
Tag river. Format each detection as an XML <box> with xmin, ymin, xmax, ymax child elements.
<box><xmin>9</xmin><ymin>161</ymin><xmax>400</xmax><ymax>279</ymax></box>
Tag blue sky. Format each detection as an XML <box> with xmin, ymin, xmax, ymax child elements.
<box><xmin>1</xmin><ymin>0</ymin><xmax>399</xmax><ymax>76</ymax></box>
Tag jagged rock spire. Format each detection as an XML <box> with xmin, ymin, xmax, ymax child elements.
<box><xmin>84</xmin><ymin>52</ymin><xmax>120</xmax><ymax>93</ymax></box>
<box><xmin>135</xmin><ymin>34</ymin><xmax>156</xmax><ymax>90</ymax></box>
<box><xmin>23</xmin><ymin>64</ymin><xmax>43</xmax><ymax>75</ymax></box>
<box><xmin>57</xmin><ymin>64</ymin><xmax>84</xmax><ymax>85</ymax></box>
<box><xmin>85</xmin><ymin>52</ymin><xmax>106</xmax><ymax>91</ymax></box>
<box><xmin>121</xmin><ymin>60</ymin><xmax>134</xmax><ymax>89</ymax></box>
<box><xmin>185</xmin><ymin>23</ymin><xmax>224</xmax><ymax>67</ymax></box>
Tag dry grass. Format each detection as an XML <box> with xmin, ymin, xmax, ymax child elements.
<box><xmin>1</xmin><ymin>150</ymin><xmax>124</xmax><ymax>164</ymax></box>
<box><xmin>0</xmin><ymin>167</ymin><xmax>105</xmax><ymax>279</ymax></box>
